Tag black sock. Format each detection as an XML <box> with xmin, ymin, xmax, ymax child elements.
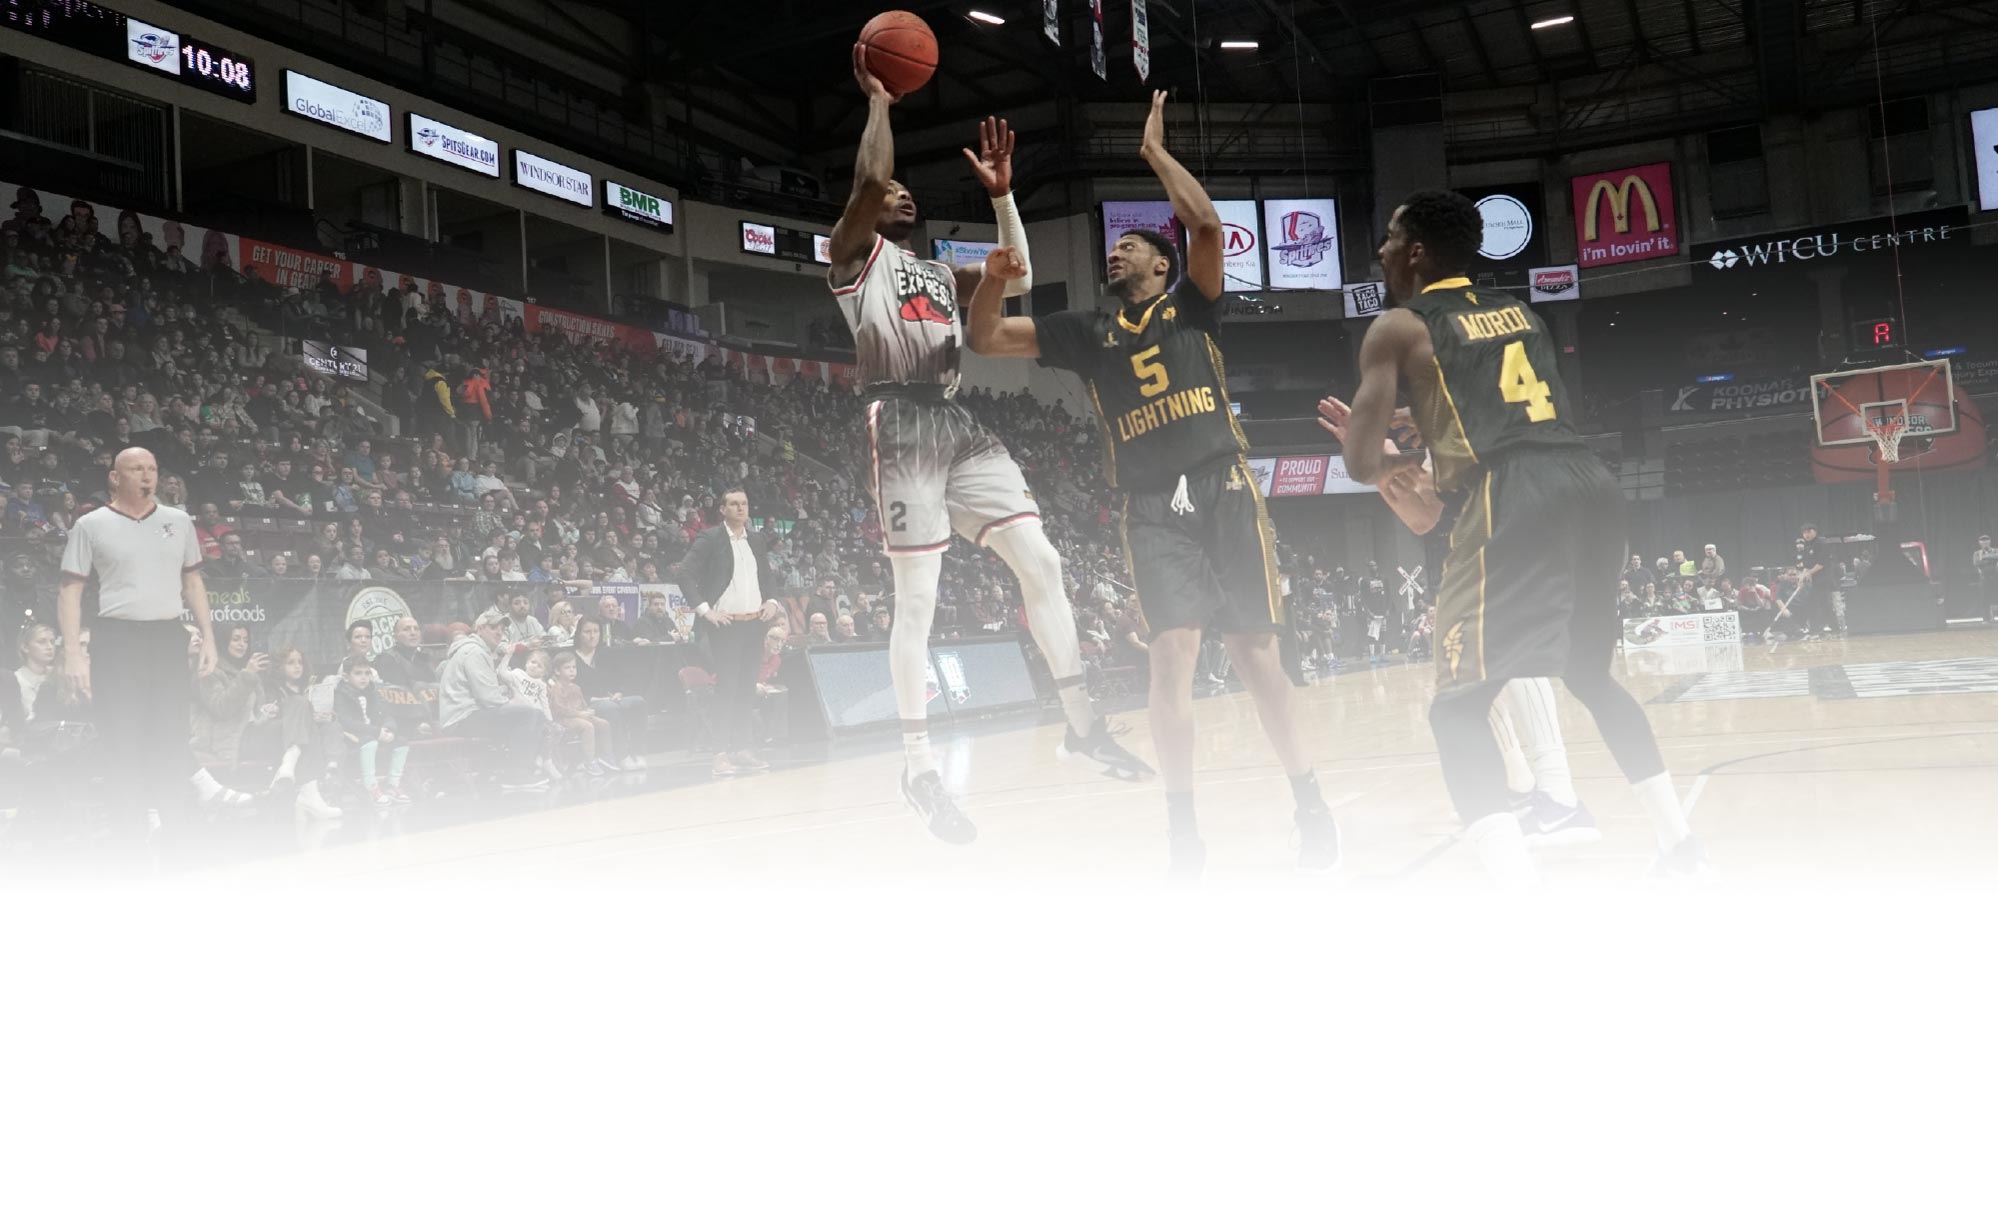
<box><xmin>1290</xmin><ymin>770</ymin><xmax>1326</xmax><ymax>812</ymax></box>
<box><xmin>1166</xmin><ymin>791</ymin><xmax>1197</xmax><ymax>833</ymax></box>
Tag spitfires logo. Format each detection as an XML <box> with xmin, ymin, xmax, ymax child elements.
<box><xmin>415</xmin><ymin>126</ymin><xmax>441</xmax><ymax>148</ymax></box>
<box><xmin>130</xmin><ymin>30</ymin><xmax>178</xmax><ymax>67</ymax></box>
<box><xmin>1274</xmin><ymin>210</ymin><xmax>1334</xmax><ymax>268</ymax></box>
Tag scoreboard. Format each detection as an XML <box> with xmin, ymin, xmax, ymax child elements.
<box><xmin>3</xmin><ymin>1</ymin><xmax>257</xmax><ymax>103</ymax></box>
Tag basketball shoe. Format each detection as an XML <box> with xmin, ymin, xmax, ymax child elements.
<box><xmin>902</xmin><ymin>770</ymin><xmax>977</xmax><ymax>844</ymax></box>
<box><xmin>1295</xmin><ymin>804</ymin><xmax>1342</xmax><ymax>872</ymax></box>
<box><xmin>1058</xmin><ymin>718</ymin><xmax>1154</xmax><ymax>779</ymax></box>
<box><xmin>1514</xmin><ymin>790</ymin><xmax>1601</xmax><ymax>846</ymax></box>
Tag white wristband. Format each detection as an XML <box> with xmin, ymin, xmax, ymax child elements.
<box><xmin>990</xmin><ymin>191</ymin><xmax>1032</xmax><ymax>298</ymax></box>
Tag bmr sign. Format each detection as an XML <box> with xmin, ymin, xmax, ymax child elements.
<box><xmin>1570</xmin><ymin>163</ymin><xmax>1679</xmax><ymax>267</ymax></box>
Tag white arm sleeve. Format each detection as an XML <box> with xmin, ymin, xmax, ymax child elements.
<box><xmin>991</xmin><ymin>191</ymin><xmax>1032</xmax><ymax>298</ymax></box>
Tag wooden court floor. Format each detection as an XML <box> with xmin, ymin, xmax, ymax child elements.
<box><xmin>218</xmin><ymin>627</ymin><xmax>1998</xmax><ymax>887</ymax></box>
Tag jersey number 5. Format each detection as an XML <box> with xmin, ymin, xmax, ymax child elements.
<box><xmin>1499</xmin><ymin>341</ymin><xmax>1555</xmax><ymax>422</ymax></box>
<box><xmin>1131</xmin><ymin>347</ymin><xmax>1170</xmax><ymax>398</ymax></box>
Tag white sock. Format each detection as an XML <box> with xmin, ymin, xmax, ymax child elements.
<box><xmin>1500</xmin><ymin>678</ymin><xmax>1576</xmax><ymax>806</ymax></box>
<box><xmin>1465</xmin><ymin>811</ymin><xmax>1539</xmax><ymax>889</ymax></box>
<box><xmin>189</xmin><ymin>767</ymin><xmax>224</xmax><ymax>800</ymax></box>
<box><xmin>1632</xmin><ymin>772</ymin><xmax>1690</xmax><ymax>850</ymax></box>
<box><xmin>1056</xmin><ymin>680</ymin><xmax>1095</xmax><ymax>736</ymax></box>
<box><xmin>903</xmin><ymin>730</ymin><xmax>938</xmax><ymax>778</ymax></box>
<box><xmin>1488</xmin><ymin>702</ymin><xmax>1533</xmax><ymax>796</ymax></box>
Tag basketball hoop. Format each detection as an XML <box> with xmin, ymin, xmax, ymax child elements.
<box><xmin>1869</xmin><ymin>415</ymin><xmax>1909</xmax><ymax>463</ymax></box>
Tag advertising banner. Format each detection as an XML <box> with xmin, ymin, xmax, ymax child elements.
<box><xmin>604</xmin><ymin>180</ymin><xmax>673</xmax><ymax>229</ymax></box>
<box><xmin>1044</xmin><ymin>0</ymin><xmax>1060</xmax><ymax>45</ymax></box>
<box><xmin>1344</xmin><ymin>280</ymin><xmax>1388</xmax><ymax>318</ymax></box>
<box><xmin>1271</xmin><ymin>455</ymin><xmax>1331</xmax><ymax>496</ymax></box>
<box><xmin>740</xmin><ymin>221</ymin><xmax>777</xmax><ymax>255</ymax></box>
<box><xmin>1212</xmin><ymin>198</ymin><xmax>1264</xmax><ymax>292</ymax></box>
<box><xmin>1663</xmin><ymin>375</ymin><xmax>1814</xmax><ymax>420</ymax></box>
<box><xmin>0</xmin><ymin>177</ymin><xmax>237</xmax><ymax>275</ymax></box>
<box><xmin>1974</xmin><ymin>108</ymin><xmax>1998</xmax><ymax>211</ymax></box>
<box><xmin>282</xmin><ymin>70</ymin><xmax>392</xmax><ymax>142</ymax></box>
<box><xmin>407</xmin><ymin>112</ymin><xmax>500</xmax><ymax>178</ymax></box>
<box><xmin>1133</xmin><ymin>0</ymin><xmax>1150</xmax><ymax>81</ymax></box>
<box><xmin>1571</xmin><ymin>163</ymin><xmax>1679</xmax><ymax>267</ymax></box>
<box><xmin>1246</xmin><ymin>456</ymin><xmax>1277</xmax><ymax>495</ymax></box>
<box><xmin>1090</xmin><ymin>0</ymin><xmax>1106</xmax><ymax>80</ymax></box>
<box><xmin>301</xmin><ymin>340</ymin><xmax>368</xmax><ymax>381</ymax></box>
<box><xmin>1529</xmin><ymin>264</ymin><xmax>1580</xmax><ymax>302</ymax></box>
<box><xmin>932</xmin><ymin>238</ymin><xmax>999</xmax><ymax>270</ymax></box>
<box><xmin>809</xmin><ymin>636</ymin><xmax>1039</xmax><ymax>732</ymax></box>
<box><xmin>1101</xmin><ymin>200</ymin><xmax>1180</xmax><ymax>263</ymax></box>
<box><xmin>1263</xmin><ymin>199</ymin><xmax>1342</xmax><ymax>290</ymax></box>
<box><xmin>1691</xmin><ymin>207</ymin><xmax>1966</xmax><ymax>273</ymax></box>
<box><xmin>512</xmin><ymin>149</ymin><xmax>593</xmax><ymax>208</ymax></box>
<box><xmin>1461</xmin><ymin>183</ymin><xmax>1546</xmax><ymax>285</ymax></box>
<box><xmin>240</xmin><ymin>236</ymin><xmax>355</xmax><ymax>292</ymax></box>
<box><xmin>1622</xmin><ymin>612</ymin><xmax>1743</xmax><ymax>649</ymax></box>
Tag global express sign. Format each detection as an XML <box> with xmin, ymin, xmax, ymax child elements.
<box><xmin>1571</xmin><ymin>163</ymin><xmax>1678</xmax><ymax>267</ymax></box>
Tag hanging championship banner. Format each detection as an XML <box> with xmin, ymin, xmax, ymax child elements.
<box><xmin>1044</xmin><ymin>0</ymin><xmax>1060</xmax><ymax>45</ymax></box>
<box><xmin>1090</xmin><ymin>0</ymin><xmax>1106</xmax><ymax>80</ymax></box>
<box><xmin>1133</xmin><ymin>0</ymin><xmax>1150</xmax><ymax>81</ymax></box>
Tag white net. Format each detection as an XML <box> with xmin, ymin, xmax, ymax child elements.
<box><xmin>1870</xmin><ymin>417</ymin><xmax>1908</xmax><ymax>463</ymax></box>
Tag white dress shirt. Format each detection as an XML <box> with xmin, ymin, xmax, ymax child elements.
<box><xmin>713</xmin><ymin>526</ymin><xmax>763</xmax><ymax>615</ymax></box>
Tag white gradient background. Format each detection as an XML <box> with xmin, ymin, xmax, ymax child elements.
<box><xmin>4</xmin><ymin>881</ymin><xmax>1991</xmax><ymax>1204</ymax></box>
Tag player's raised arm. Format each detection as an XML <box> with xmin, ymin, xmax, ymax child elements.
<box><xmin>966</xmin><ymin>247</ymin><xmax>1040</xmax><ymax>358</ymax></box>
<box><xmin>829</xmin><ymin>45</ymin><xmax>896</xmax><ymax>285</ymax></box>
<box><xmin>1333</xmin><ymin>310</ymin><xmax>1430</xmax><ymax>485</ymax></box>
<box><xmin>1138</xmin><ymin>90</ymin><xmax>1223</xmax><ymax>300</ymax></box>
<box><xmin>957</xmin><ymin>116</ymin><xmax>1032</xmax><ymax>299</ymax></box>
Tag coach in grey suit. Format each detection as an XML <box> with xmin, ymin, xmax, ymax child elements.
<box><xmin>682</xmin><ymin>488</ymin><xmax>783</xmax><ymax>775</ymax></box>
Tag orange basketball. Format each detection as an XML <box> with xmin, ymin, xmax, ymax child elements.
<box><xmin>859</xmin><ymin>11</ymin><xmax>938</xmax><ymax>96</ymax></box>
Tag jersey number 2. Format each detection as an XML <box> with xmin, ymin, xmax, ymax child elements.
<box><xmin>1499</xmin><ymin>341</ymin><xmax>1555</xmax><ymax>422</ymax></box>
<box><xmin>888</xmin><ymin>501</ymin><xmax>907</xmax><ymax>532</ymax></box>
<box><xmin>1131</xmin><ymin>347</ymin><xmax>1170</xmax><ymax>398</ymax></box>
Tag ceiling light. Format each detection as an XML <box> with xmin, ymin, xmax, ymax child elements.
<box><xmin>1220</xmin><ymin>39</ymin><xmax>1260</xmax><ymax>50</ymax></box>
<box><xmin>968</xmin><ymin>9</ymin><xmax>1005</xmax><ymax>24</ymax></box>
<box><xmin>1531</xmin><ymin>15</ymin><xmax>1575</xmax><ymax>29</ymax></box>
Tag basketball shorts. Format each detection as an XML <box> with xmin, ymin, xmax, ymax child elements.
<box><xmin>866</xmin><ymin>389</ymin><xmax>1040</xmax><ymax>556</ymax></box>
<box><xmin>1121</xmin><ymin>456</ymin><xmax>1283</xmax><ymax>635</ymax></box>
<box><xmin>1433</xmin><ymin>446</ymin><xmax>1626</xmax><ymax>699</ymax></box>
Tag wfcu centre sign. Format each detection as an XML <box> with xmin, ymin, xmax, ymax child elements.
<box><xmin>1571</xmin><ymin>163</ymin><xmax>1679</xmax><ymax>267</ymax></box>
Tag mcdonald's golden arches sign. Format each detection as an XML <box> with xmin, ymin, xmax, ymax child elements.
<box><xmin>1570</xmin><ymin>162</ymin><xmax>1679</xmax><ymax>267</ymax></box>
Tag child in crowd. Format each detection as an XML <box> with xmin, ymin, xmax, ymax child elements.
<box><xmin>334</xmin><ymin>655</ymin><xmax>409</xmax><ymax>805</ymax></box>
<box><xmin>549</xmin><ymin>652</ymin><xmax>619</xmax><ymax>776</ymax></box>
<box><xmin>509</xmin><ymin>648</ymin><xmax>564</xmax><ymax>782</ymax></box>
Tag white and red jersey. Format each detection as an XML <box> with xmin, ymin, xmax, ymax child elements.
<box><xmin>829</xmin><ymin>234</ymin><xmax>962</xmax><ymax>394</ymax></box>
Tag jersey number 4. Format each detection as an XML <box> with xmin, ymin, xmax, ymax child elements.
<box><xmin>1499</xmin><ymin>340</ymin><xmax>1555</xmax><ymax>422</ymax></box>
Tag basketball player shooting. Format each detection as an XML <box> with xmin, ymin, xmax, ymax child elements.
<box><xmin>1319</xmin><ymin>190</ymin><xmax>1703</xmax><ymax>884</ymax></box>
<box><xmin>826</xmin><ymin>46</ymin><xmax>1149</xmax><ymax>845</ymax></box>
<box><xmin>967</xmin><ymin>91</ymin><xmax>1339</xmax><ymax>877</ymax></box>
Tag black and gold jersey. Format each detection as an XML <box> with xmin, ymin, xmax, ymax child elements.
<box><xmin>1400</xmin><ymin>277</ymin><xmax>1583</xmax><ymax>492</ymax></box>
<box><xmin>1033</xmin><ymin>280</ymin><xmax>1250</xmax><ymax>492</ymax></box>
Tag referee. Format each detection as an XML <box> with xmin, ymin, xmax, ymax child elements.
<box><xmin>58</xmin><ymin>447</ymin><xmax>215</xmax><ymax>843</ymax></box>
